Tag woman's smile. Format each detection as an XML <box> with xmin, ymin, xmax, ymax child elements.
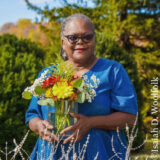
<box><xmin>74</xmin><ymin>47</ymin><xmax>88</xmax><ymax>53</ymax></box>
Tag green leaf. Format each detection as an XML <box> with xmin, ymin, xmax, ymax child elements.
<box><xmin>37</xmin><ymin>98</ymin><xmax>55</xmax><ymax>106</ymax></box>
<box><xmin>77</xmin><ymin>87</ymin><xmax>88</xmax><ymax>93</ymax></box>
<box><xmin>77</xmin><ymin>87</ymin><xmax>84</xmax><ymax>92</ymax></box>
<box><xmin>22</xmin><ymin>91</ymin><xmax>32</xmax><ymax>100</ymax></box>
<box><xmin>37</xmin><ymin>99</ymin><xmax>47</xmax><ymax>106</ymax></box>
<box><xmin>72</xmin><ymin>79</ymin><xmax>82</xmax><ymax>88</ymax></box>
<box><xmin>46</xmin><ymin>98</ymin><xmax>55</xmax><ymax>106</ymax></box>
<box><xmin>77</xmin><ymin>92</ymin><xmax>85</xmax><ymax>103</ymax></box>
<box><xmin>34</xmin><ymin>85</ymin><xmax>46</xmax><ymax>95</ymax></box>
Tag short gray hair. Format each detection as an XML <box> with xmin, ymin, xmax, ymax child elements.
<box><xmin>61</xmin><ymin>13</ymin><xmax>95</xmax><ymax>39</ymax></box>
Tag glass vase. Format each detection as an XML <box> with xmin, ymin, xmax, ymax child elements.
<box><xmin>48</xmin><ymin>100</ymin><xmax>78</xmax><ymax>138</ymax></box>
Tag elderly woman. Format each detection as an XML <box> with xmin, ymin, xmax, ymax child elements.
<box><xmin>26</xmin><ymin>14</ymin><xmax>138</xmax><ymax>159</ymax></box>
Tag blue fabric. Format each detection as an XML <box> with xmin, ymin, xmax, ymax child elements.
<box><xmin>25</xmin><ymin>58</ymin><xmax>138</xmax><ymax>160</ymax></box>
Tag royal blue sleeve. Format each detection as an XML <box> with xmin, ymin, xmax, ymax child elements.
<box><xmin>110</xmin><ymin>63</ymin><xmax>138</xmax><ymax>114</ymax></box>
<box><xmin>25</xmin><ymin>69</ymin><xmax>45</xmax><ymax>125</ymax></box>
<box><xmin>25</xmin><ymin>96</ymin><xmax>42</xmax><ymax>125</ymax></box>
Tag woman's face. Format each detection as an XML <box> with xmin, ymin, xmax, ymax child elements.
<box><xmin>62</xmin><ymin>18</ymin><xmax>96</xmax><ymax>62</ymax></box>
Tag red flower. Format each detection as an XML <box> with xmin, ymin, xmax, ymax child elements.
<box><xmin>71</xmin><ymin>75</ymin><xmax>79</xmax><ymax>81</ymax></box>
<box><xmin>42</xmin><ymin>79</ymin><xmax>50</xmax><ymax>88</ymax></box>
<box><xmin>48</xmin><ymin>76</ymin><xmax>56</xmax><ymax>85</ymax></box>
<box><xmin>42</xmin><ymin>75</ymin><xmax>61</xmax><ymax>88</ymax></box>
<box><xmin>67</xmin><ymin>81</ymin><xmax>72</xmax><ymax>86</ymax></box>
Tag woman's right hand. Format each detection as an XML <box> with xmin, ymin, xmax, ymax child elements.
<box><xmin>29</xmin><ymin>117</ymin><xmax>59</xmax><ymax>142</ymax></box>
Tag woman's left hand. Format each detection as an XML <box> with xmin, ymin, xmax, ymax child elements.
<box><xmin>60</xmin><ymin>113</ymin><xmax>91</xmax><ymax>144</ymax></box>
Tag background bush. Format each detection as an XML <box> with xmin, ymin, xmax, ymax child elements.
<box><xmin>0</xmin><ymin>34</ymin><xmax>45</xmax><ymax>155</ymax></box>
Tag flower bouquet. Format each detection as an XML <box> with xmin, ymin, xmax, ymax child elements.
<box><xmin>23</xmin><ymin>60</ymin><xmax>99</xmax><ymax>136</ymax></box>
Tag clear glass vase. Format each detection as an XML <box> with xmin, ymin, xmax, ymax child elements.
<box><xmin>48</xmin><ymin>100</ymin><xmax>78</xmax><ymax>138</ymax></box>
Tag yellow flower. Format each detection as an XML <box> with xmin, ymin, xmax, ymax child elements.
<box><xmin>52</xmin><ymin>81</ymin><xmax>73</xmax><ymax>99</ymax></box>
<box><xmin>60</xmin><ymin>78</ymin><xmax>67</xmax><ymax>82</ymax></box>
<box><xmin>45</xmin><ymin>88</ymin><xmax>52</xmax><ymax>98</ymax></box>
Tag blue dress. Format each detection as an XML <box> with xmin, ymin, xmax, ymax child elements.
<box><xmin>25</xmin><ymin>57</ymin><xmax>138</xmax><ymax>160</ymax></box>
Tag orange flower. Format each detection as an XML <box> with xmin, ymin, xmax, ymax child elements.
<box><xmin>67</xmin><ymin>81</ymin><xmax>72</xmax><ymax>86</ymax></box>
<box><xmin>52</xmin><ymin>96</ymin><xmax>58</xmax><ymax>101</ymax></box>
<box><xmin>56</xmin><ymin>75</ymin><xmax>60</xmax><ymax>82</ymax></box>
<box><xmin>70</xmin><ymin>93</ymin><xmax>78</xmax><ymax>101</ymax></box>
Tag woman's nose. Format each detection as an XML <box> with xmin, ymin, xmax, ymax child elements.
<box><xmin>76</xmin><ymin>37</ymin><xmax>84</xmax><ymax>44</ymax></box>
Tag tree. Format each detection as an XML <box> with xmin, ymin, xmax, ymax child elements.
<box><xmin>0</xmin><ymin>34</ymin><xmax>45</xmax><ymax>156</ymax></box>
<box><xmin>24</xmin><ymin>0</ymin><xmax>160</xmax><ymax>49</ymax></box>
<box><xmin>0</xmin><ymin>19</ymin><xmax>50</xmax><ymax>46</ymax></box>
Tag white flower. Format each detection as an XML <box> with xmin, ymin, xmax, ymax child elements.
<box><xmin>91</xmin><ymin>74</ymin><xmax>96</xmax><ymax>81</ymax></box>
<box><xmin>90</xmin><ymin>89</ymin><xmax>96</xmax><ymax>97</ymax></box>
<box><xmin>91</xmin><ymin>74</ymin><xmax>100</xmax><ymax>88</ymax></box>
<box><xmin>81</xmin><ymin>74</ymin><xmax>100</xmax><ymax>103</ymax></box>
<box><xmin>24</xmin><ymin>69</ymin><xmax>49</xmax><ymax>97</ymax></box>
<box><xmin>82</xmin><ymin>75</ymin><xmax>89</xmax><ymax>84</ymax></box>
<box><xmin>86</xmin><ymin>93</ymin><xmax>92</xmax><ymax>103</ymax></box>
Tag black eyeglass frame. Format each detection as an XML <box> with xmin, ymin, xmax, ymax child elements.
<box><xmin>64</xmin><ymin>33</ymin><xmax>95</xmax><ymax>44</ymax></box>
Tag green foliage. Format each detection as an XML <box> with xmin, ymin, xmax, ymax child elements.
<box><xmin>72</xmin><ymin>79</ymin><xmax>83</xmax><ymax>88</ymax></box>
<box><xmin>34</xmin><ymin>85</ymin><xmax>46</xmax><ymax>95</ymax></box>
<box><xmin>0</xmin><ymin>34</ymin><xmax>45</xmax><ymax>154</ymax></box>
<box><xmin>77</xmin><ymin>92</ymin><xmax>85</xmax><ymax>103</ymax></box>
<box><xmin>22</xmin><ymin>91</ymin><xmax>32</xmax><ymax>100</ymax></box>
<box><xmin>51</xmin><ymin>59</ymin><xmax>76</xmax><ymax>81</ymax></box>
<box><xmin>24</xmin><ymin>0</ymin><xmax>160</xmax><ymax>49</ymax></box>
<box><xmin>37</xmin><ymin>98</ymin><xmax>55</xmax><ymax>106</ymax></box>
<box><xmin>17</xmin><ymin>19</ymin><xmax>32</xmax><ymax>28</ymax></box>
<box><xmin>133</xmin><ymin>49</ymin><xmax>160</xmax><ymax>134</ymax></box>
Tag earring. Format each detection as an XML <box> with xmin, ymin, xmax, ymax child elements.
<box><xmin>60</xmin><ymin>47</ymin><xmax>68</xmax><ymax>61</ymax></box>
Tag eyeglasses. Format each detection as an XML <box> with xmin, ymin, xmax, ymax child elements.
<box><xmin>64</xmin><ymin>33</ymin><xmax>95</xmax><ymax>44</ymax></box>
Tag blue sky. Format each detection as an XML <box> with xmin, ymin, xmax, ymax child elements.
<box><xmin>0</xmin><ymin>0</ymin><xmax>63</xmax><ymax>27</ymax></box>
<box><xmin>0</xmin><ymin>0</ymin><xmax>95</xmax><ymax>28</ymax></box>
